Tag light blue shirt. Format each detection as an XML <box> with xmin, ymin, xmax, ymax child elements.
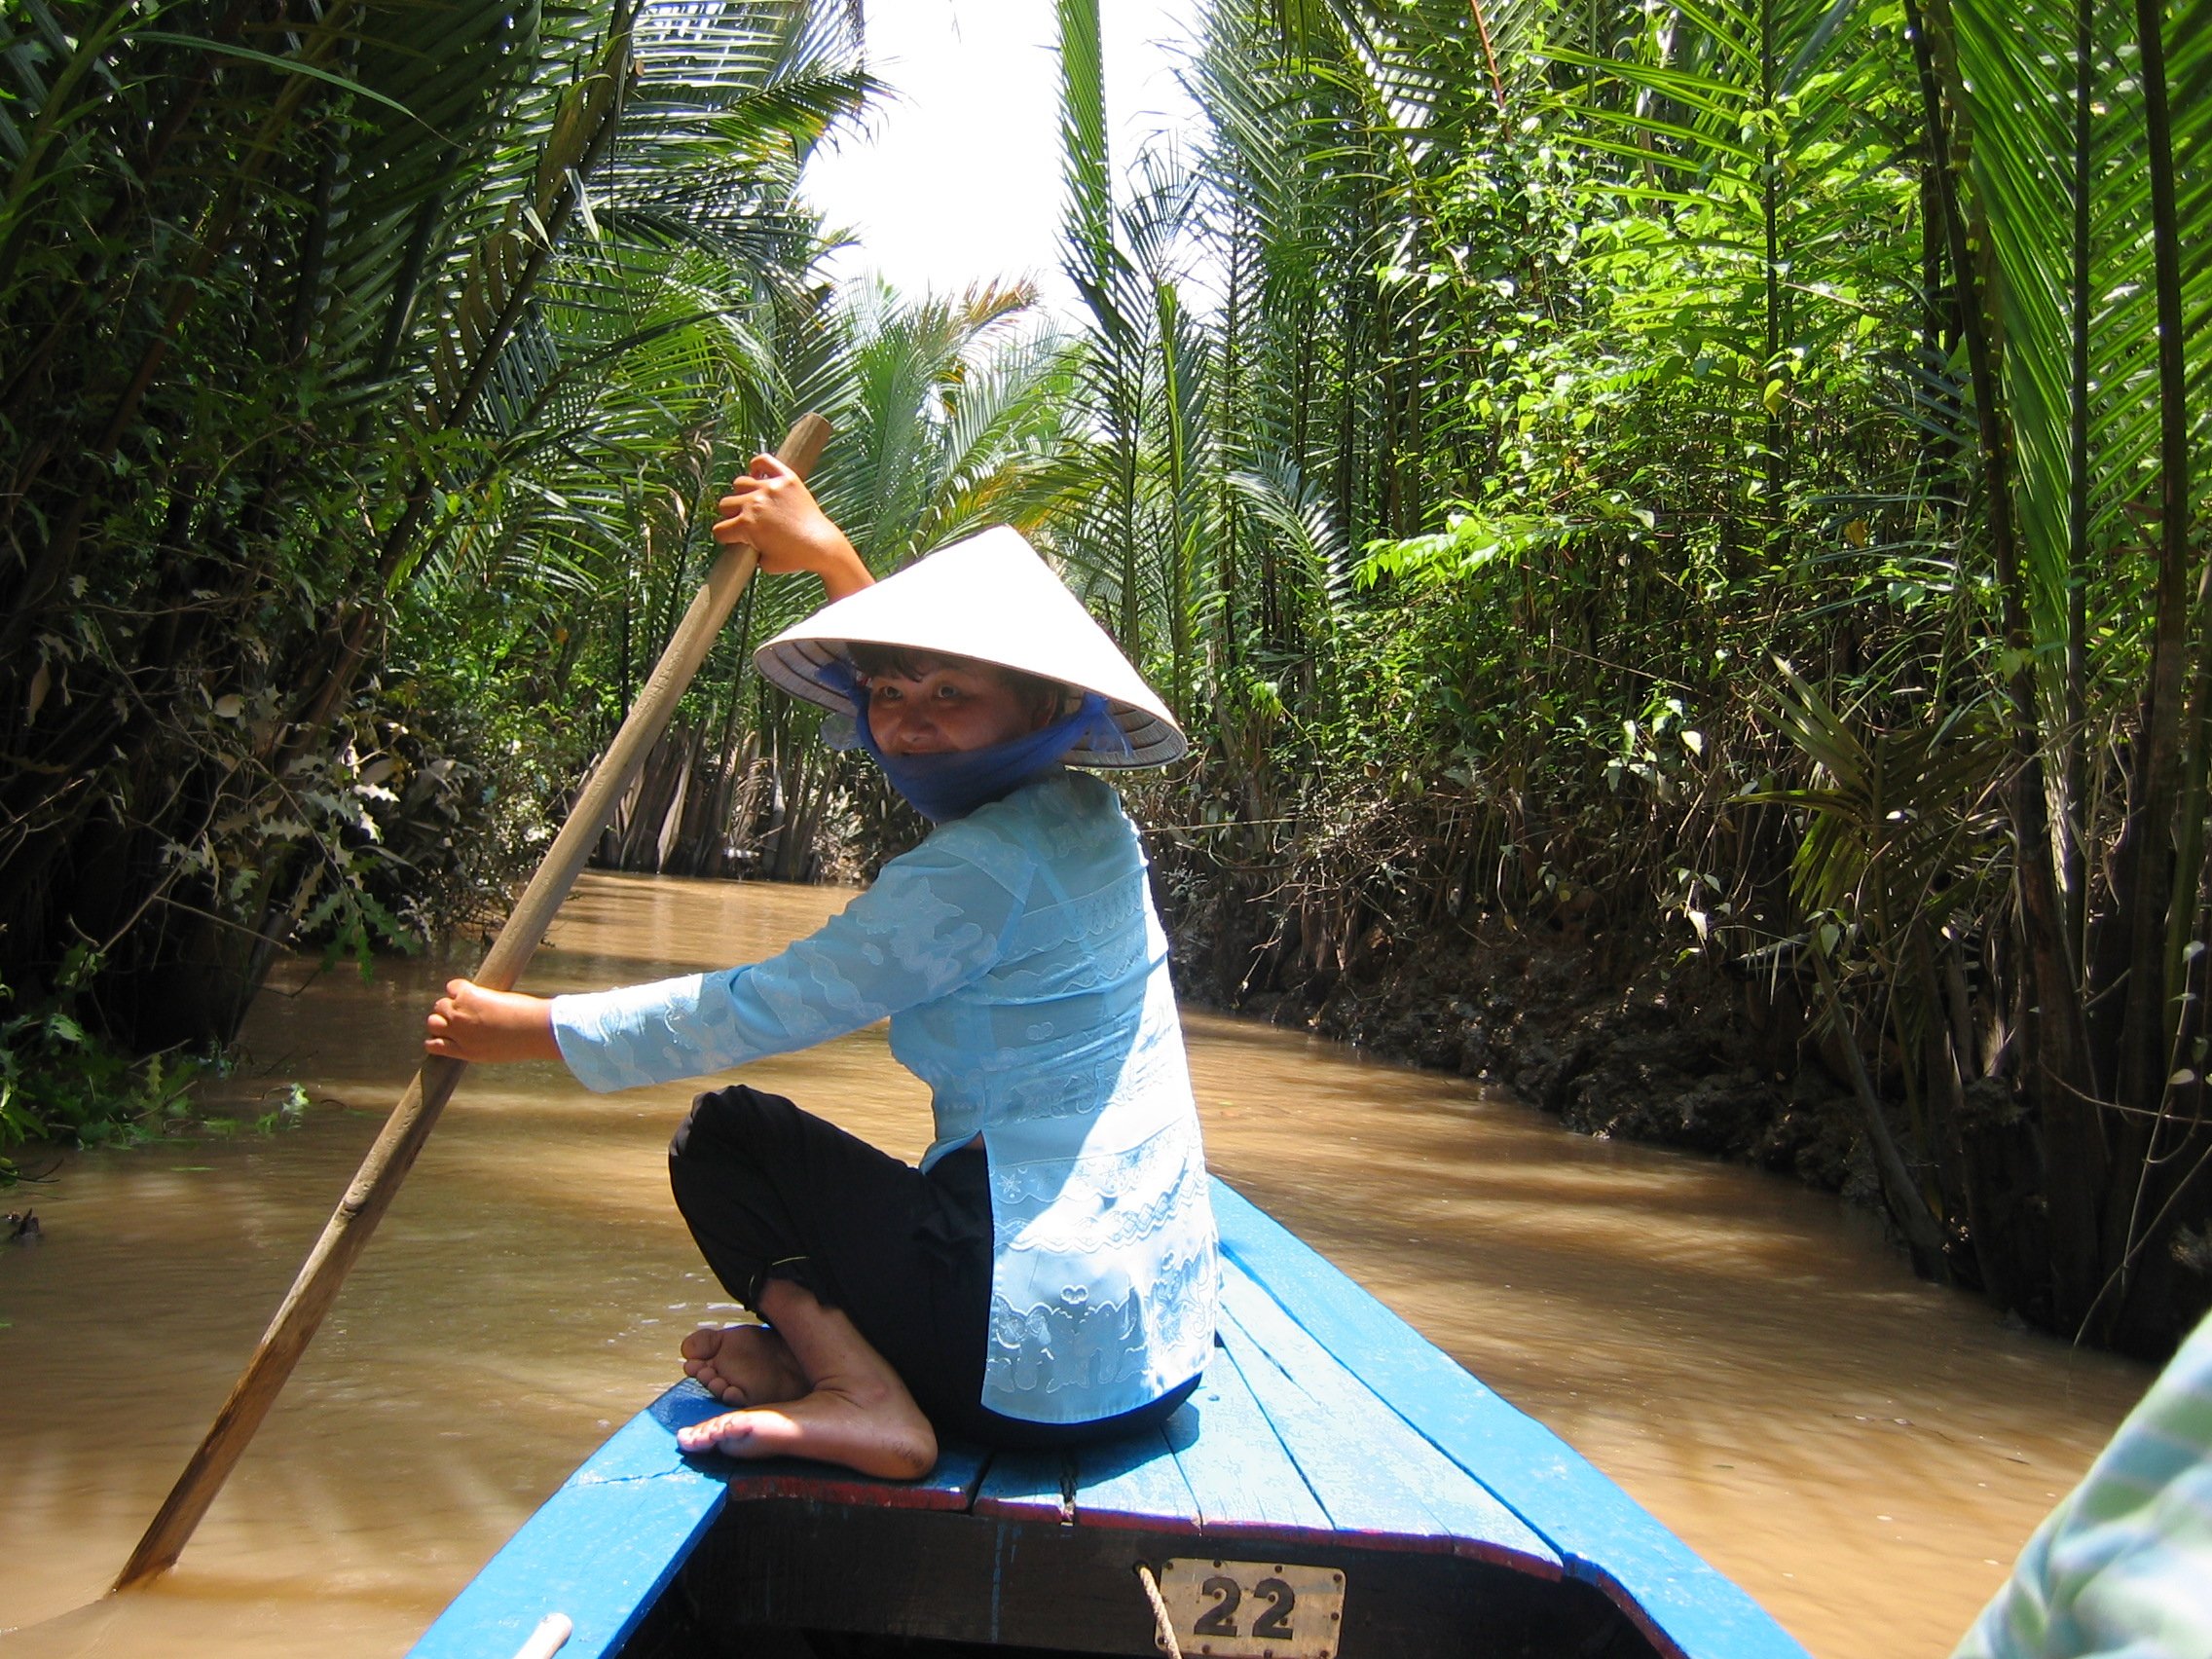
<box><xmin>550</xmin><ymin>770</ymin><xmax>1219</xmax><ymax>1424</ymax></box>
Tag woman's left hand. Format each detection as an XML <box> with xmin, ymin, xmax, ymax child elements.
<box><xmin>425</xmin><ymin>979</ymin><xmax>561</xmax><ymax>1064</ymax></box>
<box><xmin>714</xmin><ymin>454</ymin><xmax>872</xmax><ymax>600</ymax></box>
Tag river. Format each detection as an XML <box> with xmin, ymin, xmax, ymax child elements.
<box><xmin>0</xmin><ymin>873</ymin><xmax>2155</xmax><ymax>1657</ymax></box>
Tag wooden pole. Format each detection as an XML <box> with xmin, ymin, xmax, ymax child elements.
<box><xmin>114</xmin><ymin>413</ymin><xmax>831</xmax><ymax>1592</ymax></box>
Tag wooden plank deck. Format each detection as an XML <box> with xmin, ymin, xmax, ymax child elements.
<box><xmin>409</xmin><ymin>1179</ymin><xmax>1810</xmax><ymax>1659</ymax></box>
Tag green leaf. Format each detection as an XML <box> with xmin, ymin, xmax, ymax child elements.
<box><xmin>132</xmin><ymin>31</ymin><xmax>430</xmax><ymax>129</ymax></box>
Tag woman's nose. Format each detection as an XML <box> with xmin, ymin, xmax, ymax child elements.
<box><xmin>880</xmin><ymin>706</ymin><xmax>932</xmax><ymax>747</ymax></box>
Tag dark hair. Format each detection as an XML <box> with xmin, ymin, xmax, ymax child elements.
<box><xmin>844</xmin><ymin>645</ymin><xmax>1073</xmax><ymax>722</ymax></box>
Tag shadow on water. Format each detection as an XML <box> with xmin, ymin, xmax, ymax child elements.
<box><xmin>0</xmin><ymin>873</ymin><xmax>2156</xmax><ymax>1659</ymax></box>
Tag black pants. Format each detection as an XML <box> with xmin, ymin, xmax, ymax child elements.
<box><xmin>668</xmin><ymin>1085</ymin><xmax>1197</xmax><ymax>1450</ymax></box>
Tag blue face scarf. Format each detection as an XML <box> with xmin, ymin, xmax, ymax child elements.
<box><xmin>819</xmin><ymin>659</ymin><xmax>1130</xmax><ymax>823</ymax></box>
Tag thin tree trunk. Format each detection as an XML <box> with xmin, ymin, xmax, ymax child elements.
<box><xmin>1906</xmin><ymin>0</ymin><xmax>2105</xmax><ymax>1325</ymax></box>
<box><xmin>2060</xmin><ymin>0</ymin><xmax>2094</xmax><ymax>974</ymax></box>
<box><xmin>2099</xmin><ymin>0</ymin><xmax>2196</xmax><ymax>1320</ymax></box>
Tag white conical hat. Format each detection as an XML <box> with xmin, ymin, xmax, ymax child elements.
<box><xmin>754</xmin><ymin>527</ymin><xmax>1185</xmax><ymax>768</ymax></box>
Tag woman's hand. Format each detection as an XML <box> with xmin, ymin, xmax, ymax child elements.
<box><xmin>714</xmin><ymin>454</ymin><xmax>873</xmax><ymax>601</ymax></box>
<box><xmin>425</xmin><ymin>979</ymin><xmax>561</xmax><ymax>1064</ymax></box>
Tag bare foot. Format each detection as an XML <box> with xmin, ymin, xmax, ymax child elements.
<box><xmin>675</xmin><ymin>1379</ymin><xmax>938</xmax><ymax>1480</ymax></box>
<box><xmin>681</xmin><ymin>1277</ymin><xmax>936</xmax><ymax>1479</ymax></box>
<box><xmin>681</xmin><ymin>1323</ymin><xmax>808</xmax><ymax>1408</ymax></box>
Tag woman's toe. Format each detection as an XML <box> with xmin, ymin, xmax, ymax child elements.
<box><xmin>682</xmin><ymin>1410</ymin><xmax>755</xmax><ymax>1453</ymax></box>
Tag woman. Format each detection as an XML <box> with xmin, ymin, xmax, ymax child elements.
<box><xmin>426</xmin><ymin>456</ymin><xmax>1218</xmax><ymax>1479</ymax></box>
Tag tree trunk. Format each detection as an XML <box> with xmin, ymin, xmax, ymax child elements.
<box><xmin>1906</xmin><ymin>0</ymin><xmax>2104</xmax><ymax>1327</ymax></box>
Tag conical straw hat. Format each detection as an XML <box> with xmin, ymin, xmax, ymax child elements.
<box><xmin>754</xmin><ymin>527</ymin><xmax>1185</xmax><ymax>767</ymax></box>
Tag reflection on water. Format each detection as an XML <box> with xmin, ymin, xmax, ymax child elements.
<box><xmin>0</xmin><ymin>874</ymin><xmax>2154</xmax><ymax>1658</ymax></box>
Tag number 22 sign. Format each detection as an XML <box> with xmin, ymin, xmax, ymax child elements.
<box><xmin>1158</xmin><ymin>1559</ymin><xmax>1346</xmax><ymax>1659</ymax></box>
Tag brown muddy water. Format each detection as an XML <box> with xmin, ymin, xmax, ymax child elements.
<box><xmin>0</xmin><ymin>874</ymin><xmax>2157</xmax><ymax>1658</ymax></box>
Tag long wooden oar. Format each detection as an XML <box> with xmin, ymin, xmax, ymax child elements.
<box><xmin>115</xmin><ymin>412</ymin><xmax>832</xmax><ymax>1592</ymax></box>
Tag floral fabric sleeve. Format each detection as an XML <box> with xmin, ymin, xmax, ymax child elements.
<box><xmin>549</xmin><ymin>841</ymin><xmax>1027</xmax><ymax>1093</ymax></box>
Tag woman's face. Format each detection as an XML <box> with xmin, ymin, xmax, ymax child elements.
<box><xmin>863</xmin><ymin>655</ymin><xmax>1051</xmax><ymax>756</ymax></box>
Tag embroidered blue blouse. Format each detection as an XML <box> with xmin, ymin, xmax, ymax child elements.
<box><xmin>548</xmin><ymin>770</ymin><xmax>1219</xmax><ymax>1425</ymax></box>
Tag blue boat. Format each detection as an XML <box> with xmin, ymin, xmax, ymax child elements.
<box><xmin>411</xmin><ymin>1184</ymin><xmax>1811</xmax><ymax>1659</ymax></box>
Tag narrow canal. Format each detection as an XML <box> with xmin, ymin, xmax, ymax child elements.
<box><xmin>0</xmin><ymin>874</ymin><xmax>2155</xmax><ymax>1658</ymax></box>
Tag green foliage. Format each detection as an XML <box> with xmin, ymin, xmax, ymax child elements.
<box><xmin>1040</xmin><ymin>0</ymin><xmax>2211</xmax><ymax>1343</ymax></box>
<box><xmin>0</xmin><ymin>951</ymin><xmax>265</xmax><ymax>1188</ymax></box>
<box><xmin>0</xmin><ymin>0</ymin><xmax>870</xmax><ymax>1050</ymax></box>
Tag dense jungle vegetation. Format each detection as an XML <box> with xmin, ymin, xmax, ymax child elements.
<box><xmin>2</xmin><ymin>0</ymin><xmax>2207</xmax><ymax>1353</ymax></box>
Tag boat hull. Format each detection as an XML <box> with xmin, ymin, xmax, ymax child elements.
<box><xmin>632</xmin><ymin>1495</ymin><xmax>1655</xmax><ymax>1658</ymax></box>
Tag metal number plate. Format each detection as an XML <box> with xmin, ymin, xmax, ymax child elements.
<box><xmin>1159</xmin><ymin>1558</ymin><xmax>1346</xmax><ymax>1659</ymax></box>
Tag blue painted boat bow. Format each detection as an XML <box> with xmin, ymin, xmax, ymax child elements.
<box><xmin>411</xmin><ymin>1180</ymin><xmax>1810</xmax><ymax>1659</ymax></box>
